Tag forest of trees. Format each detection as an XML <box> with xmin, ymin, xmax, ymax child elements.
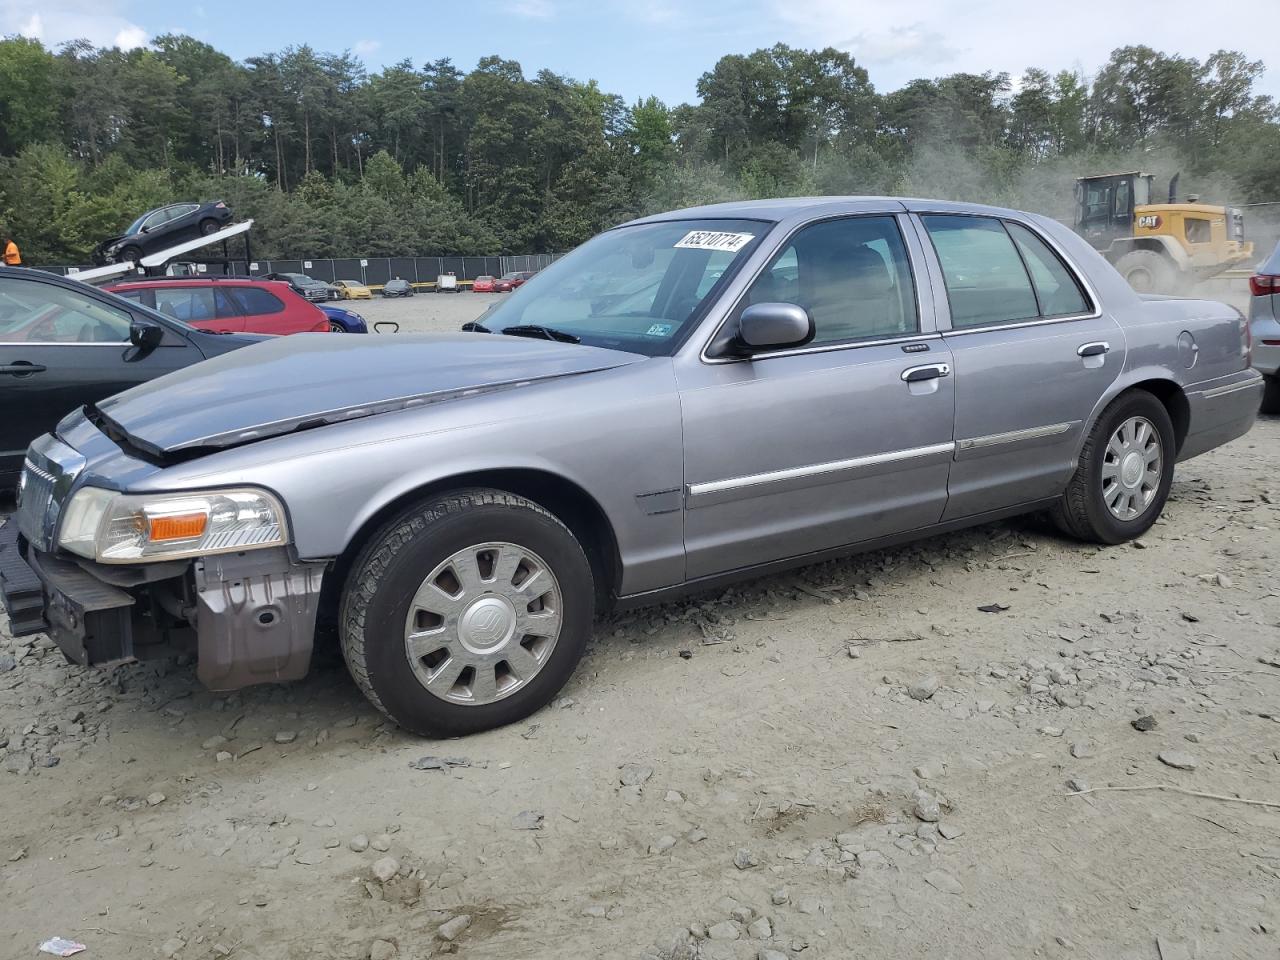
<box><xmin>0</xmin><ymin>34</ymin><xmax>1277</xmax><ymax>264</ymax></box>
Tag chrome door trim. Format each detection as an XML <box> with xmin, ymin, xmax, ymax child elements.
<box><xmin>1198</xmin><ymin>378</ymin><xmax>1261</xmax><ymax>399</ymax></box>
<box><xmin>707</xmin><ymin>332</ymin><xmax>943</xmax><ymax>366</ymax></box>
<box><xmin>956</xmin><ymin>420</ymin><xmax>1077</xmax><ymax>451</ymax></box>
<box><xmin>686</xmin><ymin>441</ymin><xmax>955</xmax><ymax>509</ymax></box>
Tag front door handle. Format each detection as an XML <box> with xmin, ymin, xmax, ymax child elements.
<box><xmin>0</xmin><ymin>362</ymin><xmax>47</xmax><ymax>376</ymax></box>
<box><xmin>1077</xmin><ymin>341</ymin><xmax>1110</xmax><ymax>358</ymax></box>
<box><xmin>901</xmin><ymin>363</ymin><xmax>950</xmax><ymax>383</ymax></box>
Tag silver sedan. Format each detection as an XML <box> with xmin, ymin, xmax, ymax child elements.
<box><xmin>2</xmin><ymin>197</ymin><xmax>1263</xmax><ymax>737</ymax></box>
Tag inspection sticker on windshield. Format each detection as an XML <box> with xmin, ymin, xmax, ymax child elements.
<box><xmin>674</xmin><ymin>230</ymin><xmax>754</xmax><ymax>253</ymax></box>
<box><xmin>644</xmin><ymin>323</ymin><xmax>674</xmax><ymax>337</ymax></box>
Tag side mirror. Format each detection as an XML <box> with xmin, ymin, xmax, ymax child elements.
<box><xmin>736</xmin><ymin>302</ymin><xmax>814</xmax><ymax>353</ymax></box>
<box><xmin>130</xmin><ymin>319</ymin><xmax>164</xmax><ymax>351</ymax></box>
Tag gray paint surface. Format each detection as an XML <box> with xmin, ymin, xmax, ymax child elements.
<box><xmin>34</xmin><ymin>196</ymin><xmax>1265</xmax><ymax>601</ymax></box>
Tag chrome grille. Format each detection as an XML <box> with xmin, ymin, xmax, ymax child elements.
<box><xmin>16</xmin><ymin>459</ymin><xmax>56</xmax><ymax>545</ymax></box>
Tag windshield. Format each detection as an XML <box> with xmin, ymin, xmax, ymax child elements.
<box><xmin>478</xmin><ymin>218</ymin><xmax>766</xmax><ymax>355</ymax></box>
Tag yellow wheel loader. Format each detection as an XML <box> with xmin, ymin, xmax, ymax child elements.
<box><xmin>1073</xmin><ymin>172</ymin><xmax>1253</xmax><ymax>293</ymax></box>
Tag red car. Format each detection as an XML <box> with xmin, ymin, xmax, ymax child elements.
<box><xmin>493</xmin><ymin>271</ymin><xmax>536</xmax><ymax>292</ymax></box>
<box><xmin>471</xmin><ymin>275</ymin><xmax>497</xmax><ymax>293</ymax></box>
<box><xmin>104</xmin><ymin>277</ymin><xmax>330</xmax><ymax>335</ymax></box>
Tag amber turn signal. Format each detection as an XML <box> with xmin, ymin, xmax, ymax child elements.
<box><xmin>147</xmin><ymin>512</ymin><xmax>208</xmax><ymax>542</ymax></box>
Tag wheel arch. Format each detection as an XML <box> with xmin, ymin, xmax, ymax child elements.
<box><xmin>324</xmin><ymin>467</ymin><xmax>623</xmax><ymax>620</ymax></box>
<box><xmin>1076</xmin><ymin>373</ymin><xmax>1191</xmax><ymax>467</ymax></box>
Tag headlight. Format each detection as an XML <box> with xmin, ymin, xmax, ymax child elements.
<box><xmin>58</xmin><ymin>487</ymin><xmax>288</xmax><ymax>563</ymax></box>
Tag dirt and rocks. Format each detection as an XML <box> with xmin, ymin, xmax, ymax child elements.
<box><xmin>2</xmin><ymin>415</ymin><xmax>1279</xmax><ymax>960</ymax></box>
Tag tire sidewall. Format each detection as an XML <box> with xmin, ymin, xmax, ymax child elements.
<box><xmin>1080</xmin><ymin>393</ymin><xmax>1176</xmax><ymax>543</ymax></box>
<box><xmin>347</xmin><ymin>497</ymin><xmax>593</xmax><ymax>736</ymax></box>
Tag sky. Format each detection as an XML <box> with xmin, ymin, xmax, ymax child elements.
<box><xmin>4</xmin><ymin>0</ymin><xmax>1277</xmax><ymax>104</ymax></box>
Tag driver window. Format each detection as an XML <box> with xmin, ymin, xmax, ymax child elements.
<box><xmin>0</xmin><ymin>277</ymin><xmax>134</xmax><ymax>343</ymax></box>
<box><xmin>743</xmin><ymin>216</ymin><xmax>918</xmax><ymax>345</ymax></box>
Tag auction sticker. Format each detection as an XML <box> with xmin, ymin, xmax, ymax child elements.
<box><xmin>674</xmin><ymin>230</ymin><xmax>754</xmax><ymax>253</ymax></box>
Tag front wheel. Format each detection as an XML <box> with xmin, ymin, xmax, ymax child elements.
<box><xmin>1114</xmin><ymin>249</ymin><xmax>1178</xmax><ymax>294</ymax></box>
<box><xmin>340</xmin><ymin>489</ymin><xmax>594</xmax><ymax>737</ymax></box>
<box><xmin>328</xmin><ymin>320</ymin><xmax>346</xmax><ymax>333</ymax></box>
<box><xmin>1052</xmin><ymin>391</ymin><xmax>1176</xmax><ymax>544</ymax></box>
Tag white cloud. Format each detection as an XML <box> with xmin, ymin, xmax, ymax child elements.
<box><xmin>769</xmin><ymin>0</ymin><xmax>1279</xmax><ymax>97</ymax></box>
<box><xmin>1</xmin><ymin>1</ymin><xmax>150</xmax><ymax>51</ymax></box>
<box><xmin>113</xmin><ymin>24</ymin><xmax>148</xmax><ymax>49</ymax></box>
<box><xmin>354</xmin><ymin>38</ymin><xmax>381</xmax><ymax>57</ymax></box>
<box><xmin>506</xmin><ymin>0</ymin><xmax>555</xmax><ymax>18</ymax></box>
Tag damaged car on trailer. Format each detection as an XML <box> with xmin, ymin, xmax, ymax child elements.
<box><xmin>0</xmin><ymin>197</ymin><xmax>1263</xmax><ymax>739</ymax></box>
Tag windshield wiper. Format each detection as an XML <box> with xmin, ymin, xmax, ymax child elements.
<box><xmin>499</xmin><ymin>324</ymin><xmax>580</xmax><ymax>344</ymax></box>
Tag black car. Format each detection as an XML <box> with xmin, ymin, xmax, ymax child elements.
<box><xmin>91</xmin><ymin>201</ymin><xmax>234</xmax><ymax>266</ymax></box>
<box><xmin>0</xmin><ymin>267</ymin><xmax>259</xmax><ymax>484</ymax></box>
<box><xmin>262</xmin><ymin>272</ymin><xmax>338</xmax><ymax>302</ymax></box>
<box><xmin>382</xmin><ymin>278</ymin><xmax>415</xmax><ymax>297</ymax></box>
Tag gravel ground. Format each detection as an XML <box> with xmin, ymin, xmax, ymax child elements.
<box><xmin>347</xmin><ymin>293</ymin><xmax>497</xmax><ymax>336</ymax></box>
<box><xmin>2</xmin><ymin>409</ymin><xmax>1279</xmax><ymax>959</ymax></box>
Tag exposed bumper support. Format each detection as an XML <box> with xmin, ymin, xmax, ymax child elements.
<box><xmin>194</xmin><ymin>549</ymin><xmax>327</xmax><ymax>690</ymax></box>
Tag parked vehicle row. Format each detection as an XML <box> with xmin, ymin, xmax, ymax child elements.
<box><xmin>1</xmin><ymin>197</ymin><xmax>1262</xmax><ymax>743</ymax></box>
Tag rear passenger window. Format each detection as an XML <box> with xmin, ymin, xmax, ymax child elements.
<box><xmin>744</xmin><ymin>216</ymin><xmax>918</xmax><ymax>345</ymax></box>
<box><xmin>214</xmin><ymin>289</ymin><xmax>241</xmax><ymax>319</ymax></box>
<box><xmin>232</xmin><ymin>287</ymin><xmax>285</xmax><ymax>315</ymax></box>
<box><xmin>922</xmin><ymin>216</ymin><xmax>1038</xmax><ymax>328</ymax></box>
<box><xmin>154</xmin><ymin>287</ymin><xmax>217</xmax><ymax>323</ymax></box>
<box><xmin>1005</xmin><ymin>222</ymin><xmax>1090</xmax><ymax>317</ymax></box>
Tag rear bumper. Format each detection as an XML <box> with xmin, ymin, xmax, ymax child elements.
<box><xmin>1250</xmin><ymin>311</ymin><xmax>1280</xmax><ymax>377</ymax></box>
<box><xmin>1180</xmin><ymin>371</ymin><xmax>1264</xmax><ymax>461</ymax></box>
<box><xmin>0</xmin><ymin>518</ymin><xmax>327</xmax><ymax>690</ymax></box>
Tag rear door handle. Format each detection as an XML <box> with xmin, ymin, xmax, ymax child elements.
<box><xmin>901</xmin><ymin>363</ymin><xmax>950</xmax><ymax>382</ymax></box>
<box><xmin>0</xmin><ymin>362</ymin><xmax>47</xmax><ymax>376</ymax></box>
<box><xmin>1077</xmin><ymin>341</ymin><xmax>1110</xmax><ymax>357</ymax></box>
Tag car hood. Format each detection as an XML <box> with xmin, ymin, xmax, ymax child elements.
<box><xmin>93</xmin><ymin>332</ymin><xmax>644</xmax><ymax>456</ymax></box>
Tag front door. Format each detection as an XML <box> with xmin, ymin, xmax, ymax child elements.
<box><xmin>0</xmin><ymin>274</ymin><xmax>199</xmax><ymax>480</ymax></box>
<box><xmin>912</xmin><ymin>213</ymin><xmax>1125</xmax><ymax>520</ymax></box>
<box><xmin>676</xmin><ymin>214</ymin><xmax>956</xmax><ymax>581</ymax></box>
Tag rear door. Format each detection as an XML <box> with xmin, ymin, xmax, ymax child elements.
<box><xmin>229</xmin><ymin>285</ymin><xmax>310</xmax><ymax>333</ymax></box>
<box><xmin>912</xmin><ymin>212</ymin><xmax>1125</xmax><ymax>520</ymax></box>
<box><xmin>0</xmin><ymin>274</ymin><xmax>202</xmax><ymax>479</ymax></box>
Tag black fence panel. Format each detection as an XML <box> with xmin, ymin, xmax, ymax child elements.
<box><xmin>388</xmin><ymin>257</ymin><xmax>417</xmax><ymax>282</ymax></box>
<box><xmin>441</xmin><ymin>256</ymin><xmax>465</xmax><ymax>278</ymax></box>
<box><xmin>301</xmin><ymin>259</ymin><xmax>336</xmax><ymax>282</ymax></box>
<box><xmin>413</xmin><ymin>257</ymin><xmax>442</xmax><ymax>281</ymax></box>
<box><xmin>331</xmin><ymin>258</ymin><xmax>364</xmax><ymax>282</ymax></box>
<box><xmin>364</xmin><ymin>259</ymin><xmax>392</xmax><ymax>285</ymax></box>
<box><xmin>265</xmin><ymin>259</ymin><xmax>304</xmax><ymax>276</ymax></box>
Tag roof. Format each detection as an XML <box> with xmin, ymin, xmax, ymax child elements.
<box><xmin>621</xmin><ymin>195</ymin><xmax>1031</xmax><ymax>227</ymax></box>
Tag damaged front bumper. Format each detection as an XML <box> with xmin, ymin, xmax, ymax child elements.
<box><xmin>0</xmin><ymin>518</ymin><xmax>327</xmax><ymax>690</ymax></box>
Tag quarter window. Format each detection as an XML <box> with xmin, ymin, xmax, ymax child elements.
<box><xmin>744</xmin><ymin>216</ymin><xmax>918</xmax><ymax>345</ymax></box>
<box><xmin>232</xmin><ymin>287</ymin><xmax>285</xmax><ymax>315</ymax></box>
<box><xmin>1005</xmin><ymin>222</ymin><xmax>1090</xmax><ymax>317</ymax></box>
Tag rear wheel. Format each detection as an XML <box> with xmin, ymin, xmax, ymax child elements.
<box><xmin>1052</xmin><ymin>390</ymin><xmax>1176</xmax><ymax>544</ymax></box>
<box><xmin>1262</xmin><ymin>376</ymin><xmax>1280</xmax><ymax>415</ymax></box>
<box><xmin>328</xmin><ymin>320</ymin><xmax>346</xmax><ymax>333</ymax></box>
<box><xmin>1114</xmin><ymin>249</ymin><xmax>1177</xmax><ymax>294</ymax></box>
<box><xmin>340</xmin><ymin>489</ymin><xmax>594</xmax><ymax>737</ymax></box>
<box><xmin>199</xmin><ymin>218</ymin><xmax>221</xmax><ymax>236</ymax></box>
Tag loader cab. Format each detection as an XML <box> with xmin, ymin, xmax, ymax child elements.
<box><xmin>1074</xmin><ymin>172</ymin><xmax>1153</xmax><ymax>250</ymax></box>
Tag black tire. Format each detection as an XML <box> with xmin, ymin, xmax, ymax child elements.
<box><xmin>328</xmin><ymin>320</ymin><xmax>345</xmax><ymax>333</ymax></box>
<box><xmin>1051</xmin><ymin>390</ymin><xmax>1176</xmax><ymax>544</ymax></box>
<box><xmin>1114</xmin><ymin>249</ymin><xmax>1178</xmax><ymax>294</ymax></box>
<box><xmin>199</xmin><ymin>218</ymin><xmax>221</xmax><ymax>236</ymax></box>
<box><xmin>1261</xmin><ymin>376</ymin><xmax>1280</xmax><ymax>416</ymax></box>
<box><xmin>119</xmin><ymin>244</ymin><xmax>142</xmax><ymax>265</ymax></box>
<box><xmin>340</xmin><ymin>488</ymin><xmax>594</xmax><ymax>737</ymax></box>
